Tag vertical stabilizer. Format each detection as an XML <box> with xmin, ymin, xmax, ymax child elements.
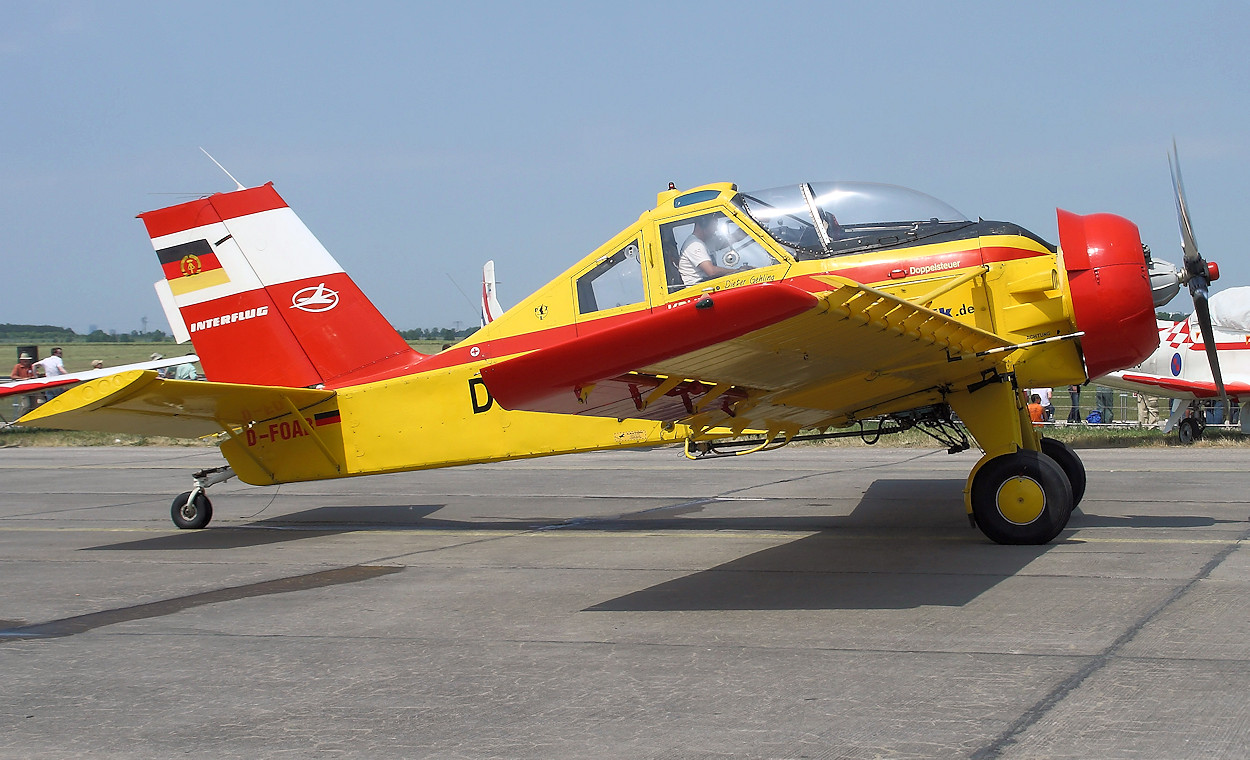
<box><xmin>481</xmin><ymin>260</ymin><xmax>503</xmax><ymax>326</ymax></box>
<box><xmin>139</xmin><ymin>183</ymin><xmax>422</xmax><ymax>387</ymax></box>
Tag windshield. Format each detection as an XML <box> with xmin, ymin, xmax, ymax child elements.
<box><xmin>736</xmin><ymin>181</ymin><xmax>972</xmax><ymax>258</ymax></box>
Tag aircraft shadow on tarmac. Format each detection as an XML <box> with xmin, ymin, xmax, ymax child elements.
<box><xmin>88</xmin><ymin>478</ymin><xmax>977</xmax><ymax>553</ymax></box>
<box><xmin>84</xmin><ymin>505</ymin><xmax>451</xmax><ymax>551</ymax></box>
<box><xmin>83</xmin><ymin>479</ymin><xmax>1227</xmax><ymax>612</ymax></box>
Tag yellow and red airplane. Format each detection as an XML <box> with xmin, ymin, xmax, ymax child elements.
<box><xmin>20</xmin><ymin>177</ymin><xmax>1168</xmax><ymax>544</ymax></box>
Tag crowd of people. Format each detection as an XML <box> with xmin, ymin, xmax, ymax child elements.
<box><xmin>10</xmin><ymin>347</ymin><xmax>71</xmax><ymax>396</ymax></box>
<box><xmin>1027</xmin><ymin>385</ymin><xmax>1190</xmax><ymax>426</ymax></box>
<box><xmin>9</xmin><ymin>348</ymin><xmax>201</xmax><ymax>410</ymax></box>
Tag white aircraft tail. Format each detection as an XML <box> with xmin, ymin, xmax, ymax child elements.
<box><xmin>142</xmin><ymin>183</ymin><xmax>422</xmax><ymax>387</ymax></box>
<box><xmin>481</xmin><ymin>260</ymin><xmax>503</xmax><ymax>326</ymax></box>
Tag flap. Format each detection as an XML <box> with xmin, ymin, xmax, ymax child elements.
<box><xmin>17</xmin><ymin>370</ymin><xmax>336</xmax><ymax>438</ymax></box>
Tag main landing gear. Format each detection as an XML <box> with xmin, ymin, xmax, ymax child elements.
<box><xmin>1177</xmin><ymin>416</ymin><xmax>1204</xmax><ymax>445</ymax></box>
<box><xmin>969</xmin><ymin>449</ymin><xmax>1069</xmax><ymax>545</ymax></box>
<box><xmin>949</xmin><ymin>378</ymin><xmax>1088</xmax><ymax>545</ymax></box>
<box><xmin>170</xmin><ymin>465</ymin><xmax>235</xmax><ymax>529</ymax></box>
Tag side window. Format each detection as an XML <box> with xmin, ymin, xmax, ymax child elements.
<box><xmin>576</xmin><ymin>241</ymin><xmax>645</xmax><ymax>315</ymax></box>
<box><xmin>660</xmin><ymin>212</ymin><xmax>780</xmax><ymax>293</ymax></box>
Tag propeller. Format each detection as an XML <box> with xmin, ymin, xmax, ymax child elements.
<box><xmin>1169</xmin><ymin>140</ymin><xmax>1227</xmax><ymax>410</ymax></box>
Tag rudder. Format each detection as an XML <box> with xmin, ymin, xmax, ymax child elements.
<box><xmin>141</xmin><ymin>183</ymin><xmax>422</xmax><ymax>387</ymax></box>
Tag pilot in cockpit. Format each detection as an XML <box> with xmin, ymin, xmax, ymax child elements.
<box><xmin>678</xmin><ymin>213</ymin><xmax>750</xmax><ymax>287</ymax></box>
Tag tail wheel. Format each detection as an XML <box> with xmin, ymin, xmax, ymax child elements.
<box><xmin>1040</xmin><ymin>437</ymin><xmax>1087</xmax><ymax>508</ymax></box>
<box><xmin>171</xmin><ymin>491</ymin><xmax>213</xmax><ymax>530</ymax></box>
<box><xmin>971</xmin><ymin>451</ymin><xmax>1072</xmax><ymax>545</ymax></box>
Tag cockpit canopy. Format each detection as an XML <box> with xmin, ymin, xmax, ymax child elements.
<box><xmin>735</xmin><ymin>182</ymin><xmax>974</xmax><ymax>259</ymax></box>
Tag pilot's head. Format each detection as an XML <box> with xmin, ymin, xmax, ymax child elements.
<box><xmin>693</xmin><ymin>214</ymin><xmax>721</xmax><ymax>240</ymax></box>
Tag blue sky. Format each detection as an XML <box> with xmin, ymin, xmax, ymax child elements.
<box><xmin>3</xmin><ymin>1</ymin><xmax>1248</xmax><ymax>335</ymax></box>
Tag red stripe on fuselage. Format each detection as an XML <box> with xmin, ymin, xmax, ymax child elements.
<box><xmin>781</xmin><ymin>244</ymin><xmax>1044</xmax><ymax>292</ymax></box>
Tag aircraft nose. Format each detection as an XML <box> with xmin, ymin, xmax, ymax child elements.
<box><xmin>1057</xmin><ymin>209</ymin><xmax>1159</xmax><ymax>379</ymax></box>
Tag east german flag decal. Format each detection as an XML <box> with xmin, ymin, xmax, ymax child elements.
<box><xmin>156</xmin><ymin>239</ymin><xmax>230</xmax><ymax>296</ymax></box>
<box><xmin>313</xmin><ymin>410</ymin><xmax>341</xmax><ymax>427</ymax></box>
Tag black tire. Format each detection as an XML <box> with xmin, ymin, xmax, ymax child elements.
<box><xmin>1040</xmin><ymin>437</ymin><xmax>1087</xmax><ymax>508</ymax></box>
<box><xmin>971</xmin><ymin>451</ymin><xmax>1072</xmax><ymax>545</ymax></box>
<box><xmin>171</xmin><ymin>490</ymin><xmax>213</xmax><ymax>530</ymax></box>
<box><xmin>1178</xmin><ymin>417</ymin><xmax>1202</xmax><ymax>445</ymax></box>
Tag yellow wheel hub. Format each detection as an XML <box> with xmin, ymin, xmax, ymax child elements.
<box><xmin>995</xmin><ymin>475</ymin><xmax>1046</xmax><ymax>525</ymax></box>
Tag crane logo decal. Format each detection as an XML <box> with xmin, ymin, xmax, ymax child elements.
<box><xmin>291</xmin><ymin>283</ymin><xmax>340</xmax><ymax>312</ymax></box>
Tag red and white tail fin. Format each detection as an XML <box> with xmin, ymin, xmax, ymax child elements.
<box><xmin>481</xmin><ymin>260</ymin><xmax>503</xmax><ymax>326</ymax></box>
<box><xmin>141</xmin><ymin>183</ymin><xmax>422</xmax><ymax>387</ymax></box>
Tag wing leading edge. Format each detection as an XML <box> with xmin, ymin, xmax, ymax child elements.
<box><xmin>16</xmin><ymin>370</ymin><xmax>335</xmax><ymax>438</ymax></box>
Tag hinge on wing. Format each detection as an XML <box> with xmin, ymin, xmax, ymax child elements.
<box><xmin>967</xmin><ymin>368</ymin><xmax>1016</xmax><ymax>394</ymax></box>
<box><xmin>949</xmin><ymin>331</ymin><xmax>1085</xmax><ymax>363</ymax></box>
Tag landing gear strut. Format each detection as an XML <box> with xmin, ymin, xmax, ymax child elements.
<box><xmin>170</xmin><ymin>465</ymin><xmax>235</xmax><ymax>529</ymax></box>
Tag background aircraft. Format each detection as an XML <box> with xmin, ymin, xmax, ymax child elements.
<box><xmin>19</xmin><ymin>173</ymin><xmax>1167</xmax><ymax>545</ymax></box>
<box><xmin>1099</xmin><ymin>143</ymin><xmax>1236</xmax><ymax>442</ymax></box>
<box><xmin>481</xmin><ymin>260</ymin><xmax>502</xmax><ymax>327</ymax></box>
<box><xmin>1100</xmin><ymin>290</ymin><xmax>1250</xmax><ymax>442</ymax></box>
<box><xmin>1</xmin><ymin>354</ymin><xmax>198</xmax><ymax>411</ymax></box>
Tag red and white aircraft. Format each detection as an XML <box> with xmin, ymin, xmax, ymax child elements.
<box><xmin>1098</xmin><ymin>142</ymin><xmax>1240</xmax><ymax>442</ymax></box>
<box><xmin>1</xmin><ymin>355</ymin><xmax>200</xmax><ymax>401</ymax></box>
<box><xmin>1100</xmin><ymin>287</ymin><xmax>1250</xmax><ymax>441</ymax></box>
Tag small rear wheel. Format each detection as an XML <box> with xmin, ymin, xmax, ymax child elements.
<box><xmin>171</xmin><ymin>491</ymin><xmax>213</xmax><ymax>530</ymax></box>
<box><xmin>971</xmin><ymin>451</ymin><xmax>1071</xmax><ymax>545</ymax></box>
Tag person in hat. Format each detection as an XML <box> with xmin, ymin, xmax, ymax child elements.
<box><xmin>11</xmin><ymin>352</ymin><xmax>35</xmax><ymax>380</ymax></box>
<box><xmin>91</xmin><ymin>359</ymin><xmax>105</xmax><ymax>370</ymax></box>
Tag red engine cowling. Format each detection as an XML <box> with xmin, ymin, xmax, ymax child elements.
<box><xmin>1057</xmin><ymin>209</ymin><xmax>1159</xmax><ymax>380</ymax></box>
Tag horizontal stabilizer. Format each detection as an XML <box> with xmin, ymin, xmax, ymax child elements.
<box><xmin>17</xmin><ymin>370</ymin><xmax>335</xmax><ymax>438</ymax></box>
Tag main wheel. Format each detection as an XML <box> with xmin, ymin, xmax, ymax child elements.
<box><xmin>171</xmin><ymin>491</ymin><xmax>213</xmax><ymax>530</ymax></box>
<box><xmin>971</xmin><ymin>451</ymin><xmax>1072</xmax><ymax>545</ymax></box>
<box><xmin>1040</xmin><ymin>437</ymin><xmax>1086</xmax><ymax>508</ymax></box>
<box><xmin>1178</xmin><ymin>417</ymin><xmax>1203</xmax><ymax>444</ymax></box>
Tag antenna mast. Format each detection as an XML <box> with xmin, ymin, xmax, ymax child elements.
<box><xmin>199</xmin><ymin>147</ymin><xmax>246</xmax><ymax>191</ymax></box>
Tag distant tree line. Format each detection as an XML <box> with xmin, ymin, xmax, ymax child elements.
<box><xmin>0</xmin><ymin>324</ymin><xmax>174</xmax><ymax>343</ymax></box>
<box><xmin>3</xmin><ymin>323</ymin><xmax>477</xmax><ymax>344</ymax></box>
<box><xmin>397</xmin><ymin>326</ymin><xmax>478</xmax><ymax>342</ymax></box>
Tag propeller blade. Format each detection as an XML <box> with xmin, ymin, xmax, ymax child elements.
<box><xmin>1192</xmin><ymin>293</ymin><xmax>1229</xmax><ymax>406</ymax></box>
<box><xmin>1171</xmin><ymin>140</ymin><xmax>1228</xmax><ymax>414</ymax></box>
<box><xmin>1169</xmin><ymin>140</ymin><xmax>1200</xmax><ymax>266</ymax></box>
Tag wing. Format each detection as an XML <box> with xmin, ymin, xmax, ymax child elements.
<box><xmin>16</xmin><ymin>369</ymin><xmax>335</xmax><ymax>437</ymax></box>
<box><xmin>1108</xmin><ymin>372</ymin><xmax>1250</xmax><ymax>400</ymax></box>
<box><xmin>0</xmin><ymin>356</ymin><xmax>200</xmax><ymax>399</ymax></box>
<box><xmin>481</xmin><ymin>277</ymin><xmax>1012</xmax><ymax>435</ymax></box>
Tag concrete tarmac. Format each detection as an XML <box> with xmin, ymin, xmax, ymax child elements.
<box><xmin>1</xmin><ymin>444</ymin><xmax>1247</xmax><ymax>759</ymax></box>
